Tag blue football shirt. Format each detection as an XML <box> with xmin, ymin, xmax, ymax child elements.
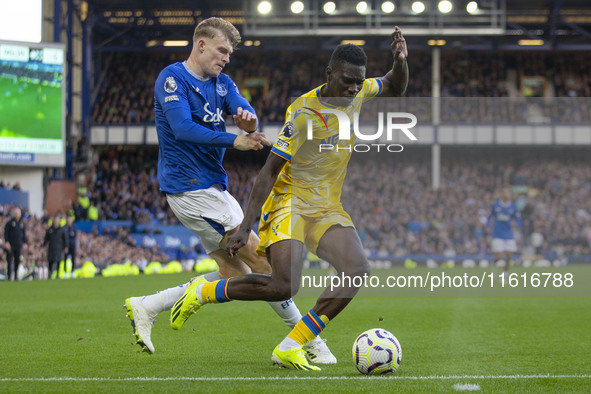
<box><xmin>487</xmin><ymin>200</ymin><xmax>521</xmax><ymax>240</ymax></box>
<box><xmin>154</xmin><ymin>61</ymin><xmax>256</xmax><ymax>194</ymax></box>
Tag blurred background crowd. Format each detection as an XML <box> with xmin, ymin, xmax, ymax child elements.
<box><xmin>91</xmin><ymin>50</ymin><xmax>591</xmax><ymax>125</ymax></box>
<box><xmin>0</xmin><ymin>201</ymin><xmax>169</xmax><ymax>278</ymax></box>
<box><xmin>4</xmin><ymin>145</ymin><xmax>588</xmax><ymax>278</ymax></box>
<box><xmin>3</xmin><ymin>48</ymin><xmax>591</xmax><ymax>279</ymax></box>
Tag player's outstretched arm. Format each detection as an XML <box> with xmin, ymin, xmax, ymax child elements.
<box><xmin>166</xmin><ymin>106</ymin><xmax>238</xmax><ymax>147</ymax></box>
<box><xmin>165</xmin><ymin>106</ymin><xmax>268</xmax><ymax>150</ymax></box>
<box><xmin>378</xmin><ymin>26</ymin><xmax>409</xmax><ymax>97</ymax></box>
<box><xmin>226</xmin><ymin>153</ymin><xmax>286</xmax><ymax>256</ymax></box>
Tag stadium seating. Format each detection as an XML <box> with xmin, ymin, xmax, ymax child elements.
<box><xmin>91</xmin><ymin>50</ymin><xmax>591</xmax><ymax>125</ymax></box>
<box><xmin>75</xmin><ymin>146</ymin><xmax>591</xmax><ymax>262</ymax></box>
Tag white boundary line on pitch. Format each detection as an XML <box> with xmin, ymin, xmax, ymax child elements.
<box><xmin>1</xmin><ymin>375</ymin><xmax>590</xmax><ymax>382</ymax></box>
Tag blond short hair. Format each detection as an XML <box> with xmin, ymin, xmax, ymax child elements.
<box><xmin>193</xmin><ymin>17</ymin><xmax>241</xmax><ymax>48</ymax></box>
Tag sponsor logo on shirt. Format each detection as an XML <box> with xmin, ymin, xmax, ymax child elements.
<box><xmin>165</xmin><ymin>95</ymin><xmax>179</xmax><ymax>102</ymax></box>
<box><xmin>497</xmin><ymin>213</ymin><xmax>510</xmax><ymax>221</ymax></box>
<box><xmin>203</xmin><ymin>103</ymin><xmax>224</xmax><ymax>123</ymax></box>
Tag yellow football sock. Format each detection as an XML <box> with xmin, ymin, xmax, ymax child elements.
<box><xmin>200</xmin><ymin>279</ymin><xmax>231</xmax><ymax>304</ymax></box>
<box><xmin>288</xmin><ymin>310</ymin><xmax>330</xmax><ymax>345</ymax></box>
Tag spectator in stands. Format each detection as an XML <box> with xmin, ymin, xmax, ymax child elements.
<box><xmin>91</xmin><ymin>49</ymin><xmax>591</xmax><ymax>127</ymax></box>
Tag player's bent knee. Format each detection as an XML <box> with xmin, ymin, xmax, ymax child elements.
<box><xmin>246</xmin><ymin>259</ymin><xmax>272</xmax><ymax>274</ymax></box>
<box><xmin>237</xmin><ymin>246</ymin><xmax>272</xmax><ymax>274</ymax></box>
<box><xmin>268</xmin><ymin>286</ymin><xmax>296</xmax><ymax>301</ymax></box>
<box><xmin>345</xmin><ymin>261</ymin><xmax>371</xmax><ymax>279</ymax></box>
<box><xmin>265</xmin><ymin>278</ymin><xmax>299</xmax><ymax>300</ymax></box>
<box><xmin>217</xmin><ymin>262</ymin><xmax>251</xmax><ymax>279</ymax></box>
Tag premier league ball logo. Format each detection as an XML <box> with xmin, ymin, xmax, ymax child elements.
<box><xmin>164</xmin><ymin>76</ymin><xmax>177</xmax><ymax>93</ymax></box>
<box><xmin>282</xmin><ymin>122</ymin><xmax>294</xmax><ymax>138</ymax></box>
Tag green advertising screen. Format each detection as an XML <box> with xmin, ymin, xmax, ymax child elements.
<box><xmin>0</xmin><ymin>40</ymin><xmax>65</xmax><ymax>166</ymax></box>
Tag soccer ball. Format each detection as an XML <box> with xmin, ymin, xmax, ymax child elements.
<box><xmin>352</xmin><ymin>328</ymin><xmax>402</xmax><ymax>375</ymax></box>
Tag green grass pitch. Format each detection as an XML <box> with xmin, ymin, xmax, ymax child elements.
<box><xmin>0</xmin><ymin>270</ymin><xmax>590</xmax><ymax>392</ymax></box>
<box><xmin>0</xmin><ymin>76</ymin><xmax>62</xmax><ymax>140</ymax></box>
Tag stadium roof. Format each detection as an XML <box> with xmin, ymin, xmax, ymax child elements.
<box><xmin>86</xmin><ymin>0</ymin><xmax>591</xmax><ymax>50</ymax></box>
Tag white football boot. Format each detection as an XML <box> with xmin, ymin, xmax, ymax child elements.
<box><xmin>304</xmin><ymin>336</ymin><xmax>337</xmax><ymax>364</ymax></box>
<box><xmin>124</xmin><ymin>297</ymin><xmax>157</xmax><ymax>354</ymax></box>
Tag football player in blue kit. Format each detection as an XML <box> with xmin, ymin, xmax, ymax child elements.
<box><xmin>487</xmin><ymin>187</ymin><xmax>522</xmax><ymax>277</ymax></box>
<box><xmin>123</xmin><ymin>17</ymin><xmax>335</xmax><ymax>363</ymax></box>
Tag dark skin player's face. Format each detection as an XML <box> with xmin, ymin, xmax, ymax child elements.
<box><xmin>324</xmin><ymin>62</ymin><xmax>366</xmax><ymax>106</ymax></box>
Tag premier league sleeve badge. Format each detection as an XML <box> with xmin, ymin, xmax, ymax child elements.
<box><xmin>164</xmin><ymin>76</ymin><xmax>178</xmax><ymax>93</ymax></box>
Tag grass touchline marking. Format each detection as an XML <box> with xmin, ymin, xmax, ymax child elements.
<box><xmin>1</xmin><ymin>375</ymin><xmax>591</xmax><ymax>382</ymax></box>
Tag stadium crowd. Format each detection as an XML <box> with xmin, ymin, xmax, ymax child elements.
<box><xmin>74</xmin><ymin>147</ymin><xmax>591</xmax><ymax>260</ymax></box>
<box><xmin>3</xmin><ymin>147</ymin><xmax>588</xmax><ymax>279</ymax></box>
<box><xmin>79</xmin><ymin>149</ymin><xmax>179</xmax><ymax>225</ymax></box>
<box><xmin>0</xmin><ymin>203</ymin><xmax>169</xmax><ymax>277</ymax></box>
<box><xmin>91</xmin><ymin>50</ymin><xmax>591</xmax><ymax>125</ymax></box>
<box><xmin>344</xmin><ymin>148</ymin><xmax>591</xmax><ymax>259</ymax></box>
<box><xmin>78</xmin><ymin>149</ymin><xmax>260</xmax><ymax>226</ymax></box>
<box><xmin>6</xmin><ymin>47</ymin><xmax>589</xmax><ymax>277</ymax></box>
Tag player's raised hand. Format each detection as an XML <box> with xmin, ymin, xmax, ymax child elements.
<box><xmin>226</xmin><ymin>227</ymin><xmax>250</xmax><ymax>256</ymax></box>
<box><xmin>233</xmin><ymin>107</ymin><xmax>258</xmax><ymax>132</ymax></box>
<box><xmin>391</xmin><ymin>26</ymin><xmax>407</xmax><ymax>61</ymax></box>
<box><xmin>233</xmin><ymin>132</ymin><xmax>270</xmax><ymax>151</ymax></box>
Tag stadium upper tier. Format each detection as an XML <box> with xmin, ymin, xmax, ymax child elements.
<box><xmin>91</xmin><ymin>50</ymin><xmax>591</xmax><ymax>125</ymax></box>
